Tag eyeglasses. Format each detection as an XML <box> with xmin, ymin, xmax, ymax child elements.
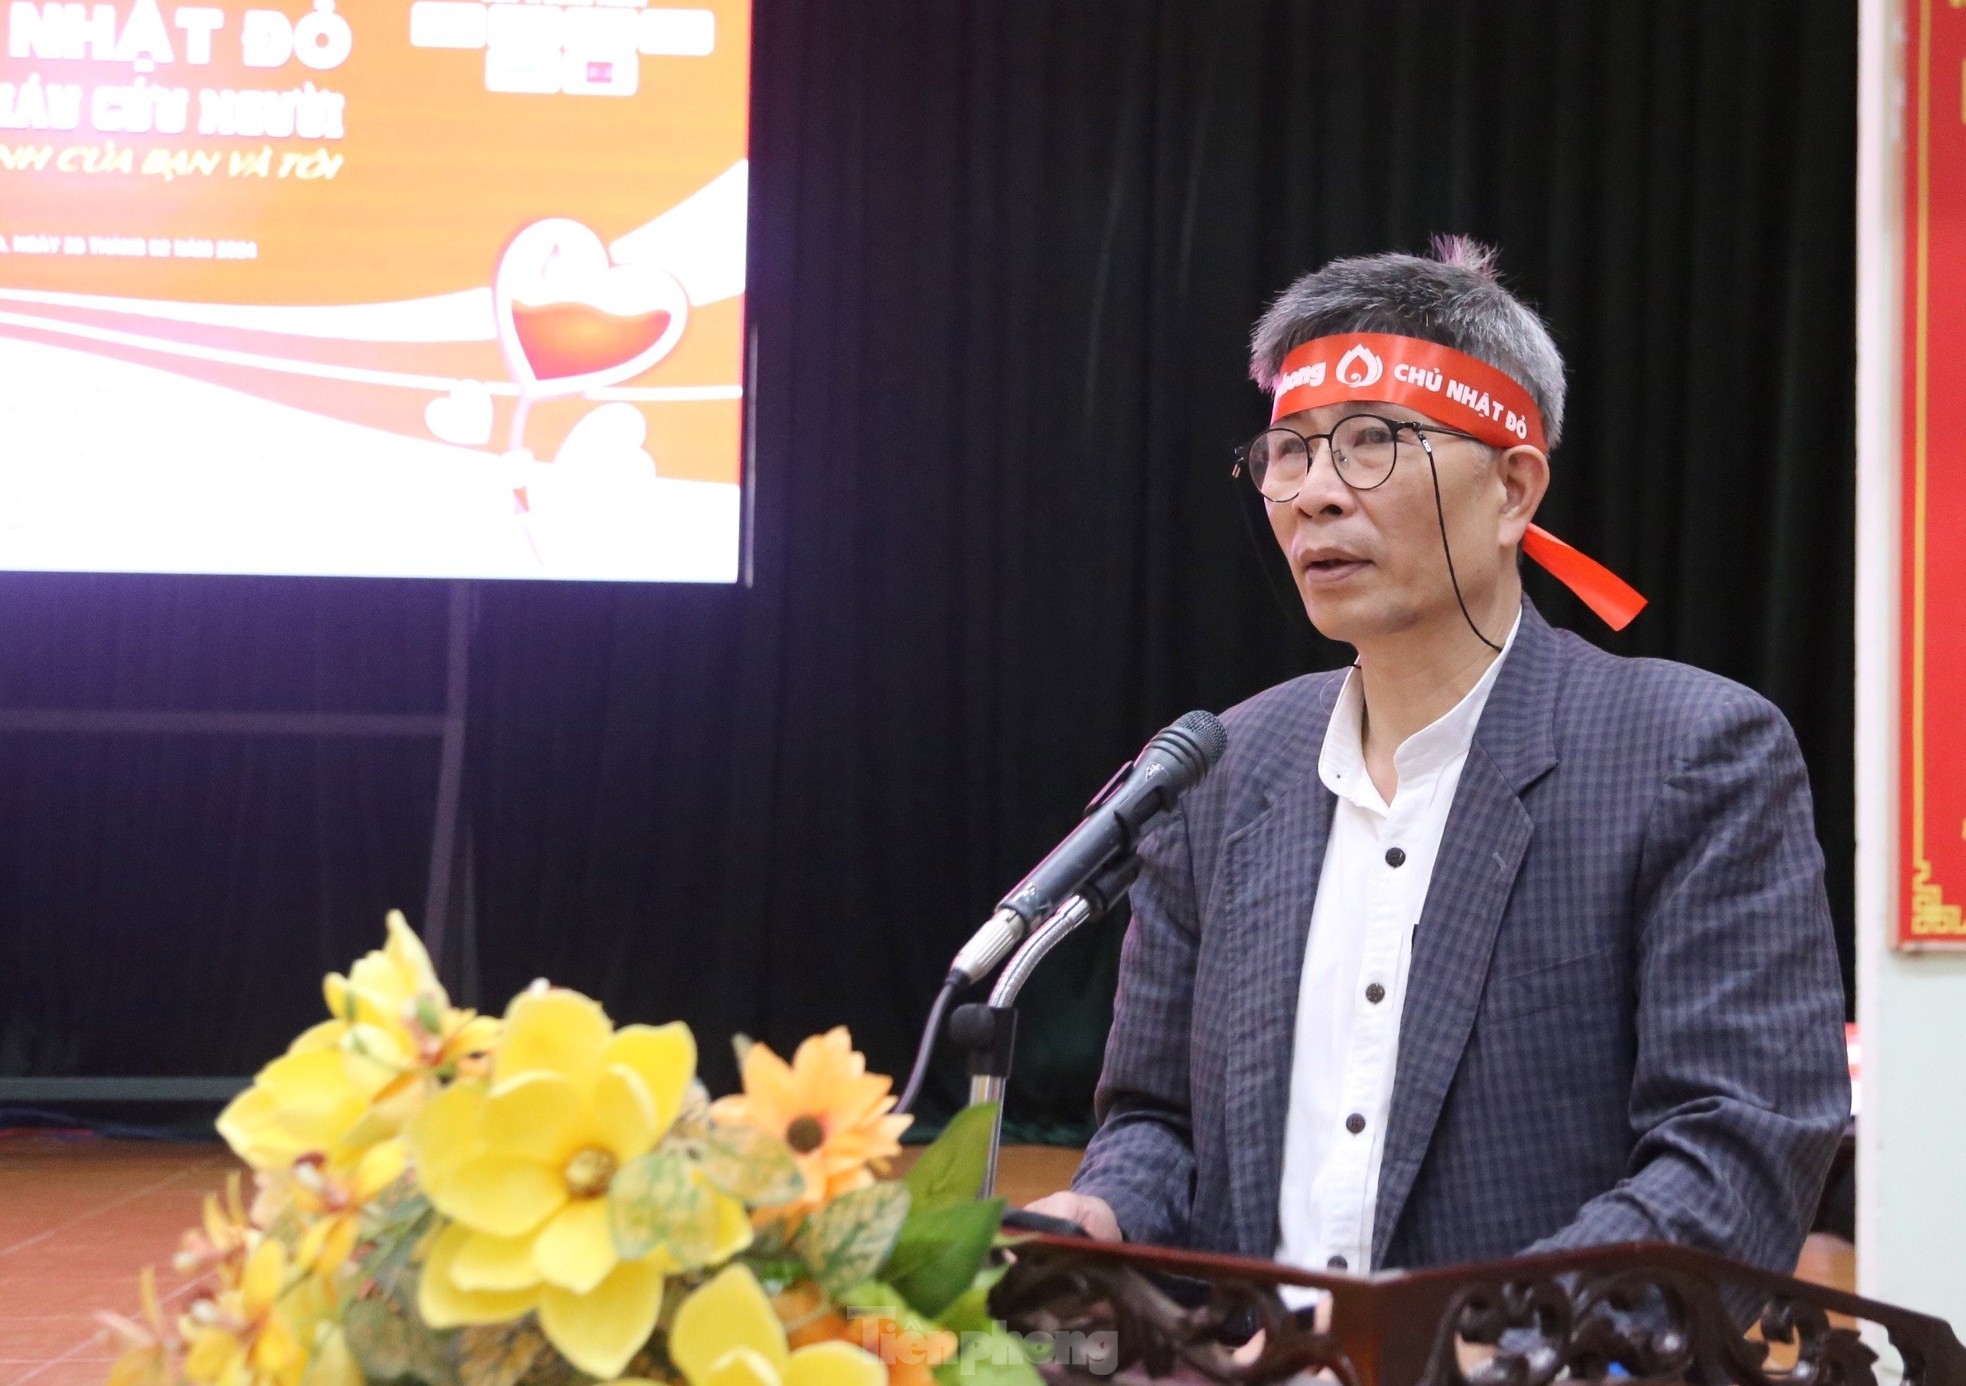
<box><xmin>1231</xmin><ymin>413</ymin><xmax>1490</xmax><ymax>502</ymax></box>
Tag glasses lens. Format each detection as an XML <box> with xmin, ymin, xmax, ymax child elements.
<box><xmin>1332</xmin><ymin>415</ymin><xmax>1400</xmax><ymax>489</ymax></box>
<box><xmin>1245</xmin><ymin>429</ymin><xmax>1309</xmax><ymax>501</ymax></box>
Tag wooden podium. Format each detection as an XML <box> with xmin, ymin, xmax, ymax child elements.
<box><xmin>987</xmin><ymin>1236</ymin><xmax>1966</xmax><ymax>1386</ymax></box>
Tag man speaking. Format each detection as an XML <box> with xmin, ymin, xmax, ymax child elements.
<box><xmin>1028</xmin><ymin>239</ymin><xmax>1850</xmax><ymax>1279</ymax></box>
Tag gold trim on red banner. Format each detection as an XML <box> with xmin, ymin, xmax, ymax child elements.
<box><xmin>1901</xmin><ymin>0</ymin><xmax>1966</xmax><ymax>946</ymax></box>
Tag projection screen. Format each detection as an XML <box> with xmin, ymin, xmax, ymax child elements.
<box><xmin>0</xmin><ymin>0</ymin><xmax>752</xmax><ymax>581</ymax></box>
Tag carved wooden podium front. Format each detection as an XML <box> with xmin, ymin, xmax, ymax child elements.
<box><xmin>988</xmin><ymin>1236</ymin><xmax>1965</xmax><ymax>1386</ymax></box>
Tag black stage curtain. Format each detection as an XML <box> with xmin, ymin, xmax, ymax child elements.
<box><xmin>0</xmin><ymin>0</ymin><xmax>1855</xmax><ymax>1139</ymax></box>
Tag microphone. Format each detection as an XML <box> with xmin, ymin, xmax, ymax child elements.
<box><xmin>947</xmin><ymin>710</ymin><xmax>1228</xmax><ymax>987</ymax></box>
<box><xmin>892</xmin><ymin>710</ymin><xmax>1228</xmax><ymax>1115</ymax></box>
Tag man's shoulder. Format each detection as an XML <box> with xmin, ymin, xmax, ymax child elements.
<box><xmin>1537</xmin><ymin>622</ymin><xmax>1795</xmax><ymax>756</ymax></box>
<box><xmin>1218</xmin><ymin>666</ymin><xmax>1349</xmax><ymax>741</ymax></box>
<box><xmin>1169</xmin><ymin>668</ymin><xmax>1348</xmax><ymax>828</ymax></box>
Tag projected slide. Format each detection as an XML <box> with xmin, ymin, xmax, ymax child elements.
<box><xmin>0</xmin><ymin>0</ymin><xmax>751</xmax><ymax>581</ymax></box>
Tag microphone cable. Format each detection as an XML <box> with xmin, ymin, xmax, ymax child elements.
<box><xmin>894</xmin><ymin>970</ymin><xmax>963</xmax><ymax>1116</ymax></box>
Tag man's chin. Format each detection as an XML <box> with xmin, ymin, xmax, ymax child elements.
<box><xmin>1299</xmin><ymin>596</ymin><xmax>1369</xmax><ymax>646</ymax></box>
<box><xmin>1299</xmin><ymin>585</ymin><xmax>1431</xmax><ymax>649</ymax></box>
<box><xmin>1298</xmin><ymin>580</ymin><xmax>1377</xmax><ymax>643</ymax></box>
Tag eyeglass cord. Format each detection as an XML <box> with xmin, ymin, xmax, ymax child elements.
<box><xmin>1417</xmin><ymin>432</ymin><xmax>1505</xmax><ymax>655</ymax></box>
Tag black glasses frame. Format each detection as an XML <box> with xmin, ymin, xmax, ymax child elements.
<box><xmin>1231</xmin><ymin>414</ymin><xmax>1490</xmax><ymax>501</ymax></box>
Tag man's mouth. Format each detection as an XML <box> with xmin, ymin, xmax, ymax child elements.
<box><xmin>1303</xmin><ymin>556</ymin><xmax>1371</xmax><ymax>585</ymax></box>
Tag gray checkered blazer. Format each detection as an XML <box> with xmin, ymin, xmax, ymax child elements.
<box><xmin>1072</xmin><ymin>599</ymin><xmax>1850</xmax><ymax>1275</ymax></box>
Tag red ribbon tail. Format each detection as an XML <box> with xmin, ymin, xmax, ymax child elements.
<box><xmin>1521</xmin><ymin>524</ymin><xmax>1647</xmax><ymax>631</ymax></box>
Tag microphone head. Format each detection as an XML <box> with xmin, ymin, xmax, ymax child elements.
<box><xmin>1140</xmin><ymin>710</ymin><xmax>1228</xmax><ymax>792</ymax></box>
<box><xmin>1172</xmin><ymin>709</ymin><xmax>1229</xmax><ymax>767</ymax></box>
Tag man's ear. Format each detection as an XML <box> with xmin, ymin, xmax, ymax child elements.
<box><xmin>1496</xmin><ymin>445</ymin><xmax>1551</xmax><ymax>546</ymax></box>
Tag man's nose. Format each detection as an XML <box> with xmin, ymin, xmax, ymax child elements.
<box><xmin>1293</xmin><ymin>438</ymin><xmax>1353</xmax><ymax>515</ymax></box>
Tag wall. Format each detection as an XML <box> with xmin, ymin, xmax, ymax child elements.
<box><xmin>1855</xmin><ymin>0</ymin><xmax>1966</xmax><ymax>1330</ymax></box>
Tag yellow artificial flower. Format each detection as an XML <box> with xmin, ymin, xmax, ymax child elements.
<box><xmin>298</xmin><ymin>1325</ymin><xmax>363</xmax><ymax>1386</ymax></box>
<box><xmin>181</xmin><ymin>1238</ymin><xmax>307</xmax><ymax>1386</ymax></box>
<box><xmin>709</xmin><ymin>1029</ymin><xmax>910</xmax><ymax>1213</ymax></box>
<box><xmin>670</xmin><ymin>1265</ymin><xmax>886</xmax><ymax>1386</ymax></box>
<box><xmin>216</xmin><ymin>913</ymin><xmax>498</xmax><ymax>1173</ymax></box>
<box><xmin>323</xmin><ymin>909</ymin><xmax>500</xmax><ymax>1088</ymax></box>
<box><xmin>100</xmin><ymin>1267</ymin><xmax>180</xmax><ymax>1386</ymax></box>
<box><xmin>409</xmin><ymin>987</ymin><xmax>751</xmax><ymax>1379</ymax></box>
<box><xmin>215</xmin><ymin>1026</ymin><xmax>392</xmax><ymax>1173</ymax></box>
<box><xmin>254</xmin><ymin>1140</ymin><xmax>408</xmax><ymax>1283</ymax></box>
<box><xmin>175</xmin><ymin>1174</ymin><xmax>256</xmax><ymax>1282</ymax></box>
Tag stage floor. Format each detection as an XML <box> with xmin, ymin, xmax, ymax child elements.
<box><xmin>0</xmin><ymin>1135</ymin><xmax>1852</xmax><ymax>1382</ymax></box>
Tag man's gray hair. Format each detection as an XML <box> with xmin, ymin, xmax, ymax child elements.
<box><xmin>1248</xmin><ymin>236</ymin><xmax>1567</xmax><ymax>449</ymax></box>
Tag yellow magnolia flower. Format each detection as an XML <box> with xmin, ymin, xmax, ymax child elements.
<box><xmin>409</xmin><ymin>988</ymin><xmax>751</xmax><ymax>1379</ymax></box>
<box><xmin>670</xmin><ymin>1265</ymin><xmax>886</xmax><ymax>1386</ymax></box>
<box><xmin>710</xmin><ymin>1029</ymin><xmax>910</xmax><ymax>1213</ymax></box>
<box><xmin>216</xmin><ymin>913</ymin><xmax>496</xmax><ymax>1173</ymax></box>
<box><xmin>215</xmin><ymin>1025</ymin><xmax>392</xmax><ymax>1173</ymax></box>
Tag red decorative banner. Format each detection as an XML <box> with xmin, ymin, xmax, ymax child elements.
<box><xmin>1901</xmin><ymin>0</ymin><xmax>1966</xmax><ymax>946</ymax></box>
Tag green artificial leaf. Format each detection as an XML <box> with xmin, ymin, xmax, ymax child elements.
<box><xmin>884</xmin><ymin>1198</ymin><xmax>1003</xmax><ymax>1318</ymax></box>
<box><xmin>354</xmin><ymin>1182</ymin><xmax>430</xmax><ymax>1251</ymax></box>
<box><xmin>934</xmin><ymin>1325</ymin><xmax>1043</xmax><ymax>1386</ymax></box>
<box><xmin>836</xmin><ymin>1279</ymin><xmax>908</xmax><ymax>1318</ymax></box>
<box><xmin>935</xmin><ymin>1261</ymin><xmax>1007</xmax><ymax>1335</ymax></box>
<box><xmin>745</xmin><ymin>1253</ymin><xmax>812</xmax><ymax>1293</ymax></box>
<box><xmin>836</xmin><ymin>1280</ymin><xmax>941</xmax><ymax>1336</ymax></box>
<box><xmin>903</xmin><ymin>1103</ymin><xmax>998</xmax><ymax>1213</ymax></box>
<box><xmin>354</xmin><ymin>1187</ymin><xmax>431</xmax><ymax>1279</ymax></box>
<box><xmin>797</xmin><ymin>1181</ymin><xmax>911</xmax><ymax>1297</ymax></box>
<box><xmin>670</xmin><ymin>1079</ymin><xmax>715</xmax><ymax>1142</ymax></box>
<box><xmin>840</xmin><ymin>1280</ymin><xmax>965</xmax><ymax>1379</ymax></box>
<box><xmin>346</xmin><ymin>1194</ymin><xmax>456</xmax><ymax>1384</ymax></box>
<box><xmin>610</xmin><ymin>1148</ymin><xmax>719</xmax><ymax>1263</ymax></box>
<box><xmin>699</xmin><ymin>1122</ymin><xmax>808</xmax><ymax>1208</ymax></box>
<box><xmin>342</xmin><ymin>1297</ymin><xmax>456</xmax><ymax>1386</ymax></box>
<box><xmin>745</xmin><ymin>1215</ymin><xmax>799</xmax><ymax>1260</ymax></box>
<box><xmin>342</xmin><ymin>1299</ymin><xmax>415</xmax><ymax>1382</ymax></box>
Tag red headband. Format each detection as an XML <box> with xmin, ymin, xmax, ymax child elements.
<box><xmin>1269</xmin><ymin>333</ymin><xmax>1647</xmax><ymax>631</ymax></box>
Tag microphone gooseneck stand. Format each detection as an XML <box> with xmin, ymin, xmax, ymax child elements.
<box><xmin>952</xmin><ymin>856</ymin><xmax>1141</xmax><ymax>1198</ymax></box>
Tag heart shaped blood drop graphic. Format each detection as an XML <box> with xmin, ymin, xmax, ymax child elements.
<box><xmin>510</xmin><ymin>301</ymin><xmax>675</xmax><ymax>382</ymax></box>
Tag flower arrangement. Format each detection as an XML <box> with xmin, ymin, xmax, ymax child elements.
<box><xmin>100</xmin><ymin>915</ymin><xmax>1037</xmax><ymax>1386</ymax></box>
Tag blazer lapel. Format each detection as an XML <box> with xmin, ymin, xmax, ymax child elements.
<box><xmin>1217</xmin><ymin>675</ymin><xmax>1342</xmax><ymax>1258</ymax></box>
<box><xmin>1370</xmin><ymin>601</ymin><xmax>1563</xmax><ymax>1266</ymax></box>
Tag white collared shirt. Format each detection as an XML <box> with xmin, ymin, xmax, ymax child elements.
<box><xmin>1274</xmin><ymin>610</ymin><xmax>1521</xmax><ymax>1277</ymax></box>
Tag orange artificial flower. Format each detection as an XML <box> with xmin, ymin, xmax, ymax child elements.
<box><xmin>846</xmin><ymin>1315</ymin><xmax>957</xmax><ymax>1386</ymax></box>
<box><xmin>770</xmin><ymin>1283</ymin><xmax>957</xmax><ymax>1386</ymax></box>
<box><xmin>709</xmin><ymin>1028</ymin><xmax>910</xmax><ymax>1213</ymax></box>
